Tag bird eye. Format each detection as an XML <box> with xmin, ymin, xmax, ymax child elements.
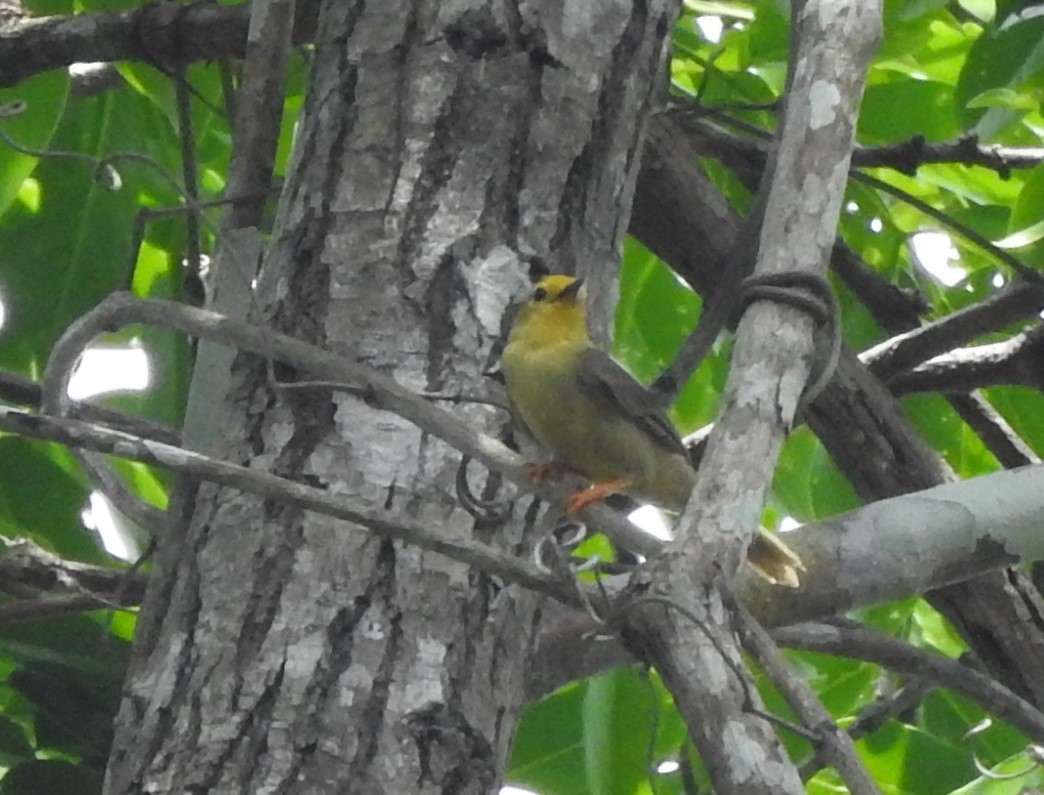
<box><xmin>533</xmin><ymin>287</ymin><xmax>547</xmax><ymax>302</ymax></box>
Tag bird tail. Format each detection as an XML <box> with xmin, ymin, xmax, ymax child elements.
<box><xmin>748</xmin><ymin>529</ymin><xmax>805</xmax><ymax>588</ymax></box>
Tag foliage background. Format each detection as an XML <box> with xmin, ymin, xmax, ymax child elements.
<box><xmin>0</xmin><ymin>0</ymin><xmax>1042</xmax><ymax>792</ymax></box>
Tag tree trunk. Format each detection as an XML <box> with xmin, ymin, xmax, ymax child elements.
<box><xmin>105</xmin><ymin>1</ymin><xmax>677</xmax><ymax>792</ymax></box>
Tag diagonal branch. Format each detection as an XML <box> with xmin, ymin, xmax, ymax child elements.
<box><xmin>774</xmin><ymin>621</ymin><xmax>1044</xmax><ymax>744</ymax></box>
<box><xmin>0</xmin><ymin>404</ymin><xmax>577</xmax><ymax>604</ymax></box>
<box><xmin>881</xmin><ymin>324</ymin><xmax>1044</xmax><ymax>395</ymax></box>
<box><xmin>732</xmin><ymin>600</ymin><xmax>880</xmax><ymax>795</ymax></box>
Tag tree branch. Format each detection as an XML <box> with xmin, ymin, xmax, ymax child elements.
<box><xmin>621</xmin><ymin>3</ymin><xmax>883</xmax><ymax>793</ymax></box>
<box><xmin>732</xmin><ymin>601</ymin><xmax>880</xmax><ymax>795</ymax></box>
<box><xmin>773</xmin><ymin>621</ymin><xmax>1044</xmax><ymax>744</ymax></box>
<box><xmin>883</xmin><ymin>324</ymin><xmax>1044</xmax><ymax>395</ymax></box>
<box><xmin>8</xmin><ymin>396</ymin><xmax>1044</xmax><ymax>633</ymax></box>
<box><xmin>863</xmin><ymin>290</ymin><xmax>1044</xmax><ymax>383</ymax></box>
<box><xmin>0</xmin><ymin>0</ymin><xmax>320</xmax><ymax>87</ymax></box>
<box><xmin>0</xmin><ymin>404</ymin><xmax>579</xmax><ymax>604</ymax></box>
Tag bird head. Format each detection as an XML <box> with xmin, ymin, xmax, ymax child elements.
<box><xmin>509</xmin><ymin>275</ymin><xmax>589</xmax><ymax>348</ymax></box>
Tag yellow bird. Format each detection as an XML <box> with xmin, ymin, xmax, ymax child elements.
<box><xmin>501</xmin><ymin>274</ymin><xmax>804</xmax><ymax>587</ymax></box>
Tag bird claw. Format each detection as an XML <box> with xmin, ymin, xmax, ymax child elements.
<box><xmin>565</xmin><ymin>478</ymin><xmax>633</xmax><ymax>516</ymax></box>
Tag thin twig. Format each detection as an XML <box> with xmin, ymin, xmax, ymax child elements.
<box><xmin>798</xmin><ymin>679</ymin><xmax>932</xmax><ymax>780</ymax></box>
<box><xmin>0</xmin><ymin>594</ymin><xmax>135</xmax><ymax>625</ymax></box>
<box><xmin>0</xmin><ymin>405</ymin><xmax>581</xmax><ymax>606</ymax></box>
<box><xmin>730</xmin><ymin>600</ymin><xmax>881</xmax><ymax>795</ymax></box>
<box><xmin>855</xmin><ymin>171</ymin><xmax>1040</xmax><ymax>285</ymax></box>
<box><xmin>772</xmin><ymin>621</ymin><xmax>1044</xmax><ymax>743</ymax></box>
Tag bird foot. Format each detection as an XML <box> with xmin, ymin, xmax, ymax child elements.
<box><xmin>565</xmin><ymin>478</ymin><xmax>633</xmax><ymax>516</ymax></box>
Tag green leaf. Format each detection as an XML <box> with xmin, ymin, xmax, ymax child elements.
<box><xmin>616</xmin><ymin>241</ymin><xmax>722</xmax><ymax>433</ymax></box>
<box><xmin>0</xmin><ymin>89</ymin><xmax>148</xmax><ymax>371</ymax></box>
<box><xmin>747</xmin><ymin>1</ymin><xmax>790</xmax><ymax>65</ymax></box>
<box><xmin>903</xmin><ymin>393</ymin><xmax>999</xmax><ymax>476</ymax></box>
<box><xmin>992</xmin><ymin>216</ymin><xmax>1044</xmax><ymax>249</ymax></box>
<box><xmin>965</xmin><ymin>86</ymin><xmax>1040</xmax><ymax>111</ymax></box>
<box><xmin>0</xmin><ymin>615</ymin><xmax>129</xmax><ymax>679</ymax></box>
<box><xmin>10</xmin><ymin>661</ymin><xmax>119</xmax><ymax>760</ymax></box>
<box><xmin>582</xmin><ymin>669</ymin><xmax>657</xmax><ymax>795</ymax></box>
<box><xmin>0</xmin><ymin>71</ymin><xmax>70</xmax><ymax>216</ymax></box>
<box><xmin>0</xmin><ymin>438</ymin><xmax>107</xmax><ymax>564</ymax></box>
<box><xmin>0</xmin><ymin>715</ymin><xmax>34</xmax><ymax>766</ymax></box>
<box><xmin>615</xmin><ymin>245</ymin><xmax>702</xmax><ymax>384</ymax></box>
<box><xmin>911</xmin><ymin>601</ymin><xmax>967</xmax><ymax>657</ymax></box>
<box><xmin>949</xmin><ymin>753</ymin><xmax>1044</xmax><ymax>793</ymax></box>
<box><xmin>921</xmin><ymin>689</ymin><xmax>1027</xmax><ymax>764</ymax></box>
<box><xmin>983</xmin><ymin>387</ymin><xmax>1044</xmax><ymax>456</ymax></box>
<box><xmin>955</xmin><ymin>14</ymin><xmax>1044</xmax><ymax>136</ymax></box>
<box><xmin>773</xmin><ymin>429</ymin><xmax>860</xmax><ymax>521</ymax></box>
<box><xmin>857</xmin><ymin>720</ymin><xmax>977</xmax><ymax>793</ymax></box>
<box><xmin>1002</xmin><ymin>163</ymin><xmax>1044</xmax><ymax>269</ymax></box>
<box><xmin>859</xmin><ymin>78</ymin><xmax>960</xmax><ymax>143</ymax></box>
<box><xmin>509</xmin><ymin>682</ymin><xmax>589</xmax><ymax>794</ymax></box>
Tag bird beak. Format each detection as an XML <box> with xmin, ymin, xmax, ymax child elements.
<box><xmin>561</xmin><ymin>278</ymin><xmax>584</xmax><ymax>300</ymax></box>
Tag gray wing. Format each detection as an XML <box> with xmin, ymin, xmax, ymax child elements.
<box><xmin>575</xmin><ymin>348</ymin><xmax>686</xmax><ymax>457</ymax></box>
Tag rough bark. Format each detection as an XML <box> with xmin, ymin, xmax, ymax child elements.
<box><xmin>104</xmin><ymin>1</ymin><xmax>677</xmax><ymax>792</ymax></box>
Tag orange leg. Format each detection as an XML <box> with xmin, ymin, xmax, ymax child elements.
<box><xmin>523</xmin><ymin>461</ymin><xmax>573</xmax><ymax>484</ymax></box>
<box><xmin>565</xmin><ymin>478</ymin><xmax>633</xmax><ymax>516</ymax></box>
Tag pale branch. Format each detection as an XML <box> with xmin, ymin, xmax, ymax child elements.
<box><xmin>946</xmin><ymin>394</ymin><xmax>1038</xmax><ymax>470</ymax></box>
<box><xmin>618</xmin><ymin>3</ymin><xmax>884</xmax><ymax>794</ymax></box>
<box><xmin>773</xmin><ymin>621</ymin><xmax>1044</xmax><ymax>744</ymax></box>
<box><xmin>0</xmin><ymin>405</ymin><xmax>579</xmax><ymax>605</ymax></box>
<box><xmin>731</xmin><ymin>601</ymin><xmax>881</xmax><ymax>795</ymax></box>
<box><xmin>883</xmin><ymin>324</ymin><xmax>1044</xmax><ymax>395</ymax></box>
<box><xmin>176</xmin><ymin>0</ymin><xmax>294</xmax><ymax>493</ymax></box>
<box><xmin>528</xmin><ymin>453</ymin><xmax>1044</xmax><ymax>695</ymax></box>
<box><xmin>862</xmin><ymin>286</ymin><xmax>1044</xmax><ymax>382</ymax></box>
